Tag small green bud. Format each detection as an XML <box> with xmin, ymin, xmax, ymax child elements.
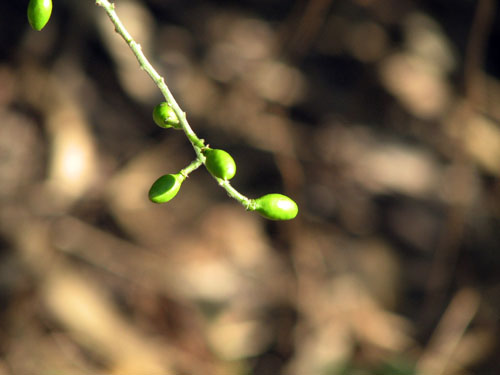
<box><xmin>152</xmin><ymin>102</ymin><xmax>181</xmax><ymax>129</ymax></box>
<box><xmin>28</xmin><ymin>0</ymin><xmax>53</xmax><ymax>31</ymax></box>
<box><xmin>204</xmin><ymin>148</ymin><xmax>237</xmax><ymax>180</ymax></box>
<box><xmin>148</xmin><ymin>173</ymin><xmax>184</xmax><ymax>203</ymax></box>
<box><xmin>253</xmin><ymin>193</ymin><xmax>298</xmax><ymax>220</ymax></box>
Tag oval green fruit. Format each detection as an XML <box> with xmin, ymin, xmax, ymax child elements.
<box><xmin>152</xmin><ymin>102</ymin><xmax>180</xmax><ymax>129</ymax></box>
<box><xmin>148</xmin><ymin>173</ymin><xmax>184</xmax><ymax>203</ymax></box>
<box><xmin>28</xmin><ymin>0</ymin><xmax>53</xmax><ymax>31</ymax></box>
<box><xmin>204</xmin><ymin>148</ymin><xmax>236</xmax><ymax>180</ymax></box>
<box><xmin>253</xmin><ymin>193</ymin><xmax>298</xmax><ymax>220</ymax></box>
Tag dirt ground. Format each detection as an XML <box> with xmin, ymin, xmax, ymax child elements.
<box><xmin>0</xmin><ymin>0</ymin><xmax>499</xmax><ymax>374</ymax></box>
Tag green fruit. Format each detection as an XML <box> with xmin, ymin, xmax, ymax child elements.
<box><xmin>152</xmin><ymin>102</ymin><xmax>181</xmax><ymax>129</ymax></box>
<box><xmin>148</xmin><ymin>173</ymin><xmax>184</xmax><ymax>203</ymax></box>
<box><xmin>204</xmin><ymin>148</ymin><xmax>236</xmax><ymax>180</ymax></box>
<box><xmin>253</xmin><ymin>194</ymin><xmax>298</xmax><ymax>220</ymax></box>
<box><xmin>28</xmin><ymin>0</ymin><xmax>53</xmax><ymax>31</ymax></box>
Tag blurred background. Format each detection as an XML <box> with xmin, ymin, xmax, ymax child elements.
<box><xmin>1</xmin><ymin>0</ymin><xmax>500</xmax><ymax>374</ymax></box>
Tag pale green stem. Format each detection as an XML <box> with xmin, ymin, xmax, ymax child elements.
<box><xmin>95</xmin><ymin>0</ymin><xmax>254</xmax><ymax>208</ymax></box>
<box><xmin>218</xmin><ymin>178</ymin><xmax>256</xmax><ymax>210</ymax></box>
<box><xmin>95</xmin><ymin>0</ymin><xmax>204</xmax><ymax>153</ymax></box>
<box><xmin>179</xmin><ymin>158</ymin><xmax>203</xmax><ymax>180</ymax></box>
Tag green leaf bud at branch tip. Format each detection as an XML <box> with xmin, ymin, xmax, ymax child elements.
<box><xmin>27</xmin><ymin>0</ymin><xmax>53</xmax><ymax>31</ymax></box>
<box><xmin>204</xmin><ymin>149</ymin><xmax>236</xmax><ymax>180</ymax></box>
<box><xmin>148</xmin><ymin>174</ymin><xmax>185</xmax><ymax>204</ymax></box>
<box><xmin>251</xmin><ymin>194</ymin><xmax>298</xmax><ymax>221</ymax></box>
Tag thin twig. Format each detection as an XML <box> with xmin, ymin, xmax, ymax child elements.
<box><xmin>95</xmin><ymin>0</ymin><xmax>254</xmax><ymax>209</ymax></box>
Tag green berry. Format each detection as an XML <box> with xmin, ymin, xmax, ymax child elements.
<box><xmin>253</xmin><ymin>194</ymin><xmax>298</xmax><ymax>220</ymax></box>
<box><xmin>152</xmin><ymin>102</ymin><xmax>181</xmax><ymax>129</ymax></box>
<box><xmin>148</xmin><ymin>173</ymin><xmax>184</xmax><ymax>203</ymax></box>
<box><xmin>27</xmin><ymin>0</ymin><xmax>53</xmax><ymax>31</ymax></box>
<box><xmin>204</xmin><ymin>148</ymin><xmax>237</xmax><ymax>180</ymax></box>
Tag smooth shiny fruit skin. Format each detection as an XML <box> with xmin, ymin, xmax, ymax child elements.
<box><xmin>28</xmin><ymin>0</ymin><xmax>53</xmax><ymax>31</ymax></box>
<box><xmin>148</xmin><ymin>174</ymin><xmax>183</xmax><ymax>203</ymax></box>
<box><xmin>152</xmin><ymin>102</ymin><xmax>180</xmax><ymax>129</ymax></box>
<box><xmin>204</xmin><ymin>149</ymin><xmax>236</xmax><ymax>180</ymax></box>
<box><xmin>254</xmin><ymin>194</ymin><xmax>298</xmax><ymax>220</ymax></box>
